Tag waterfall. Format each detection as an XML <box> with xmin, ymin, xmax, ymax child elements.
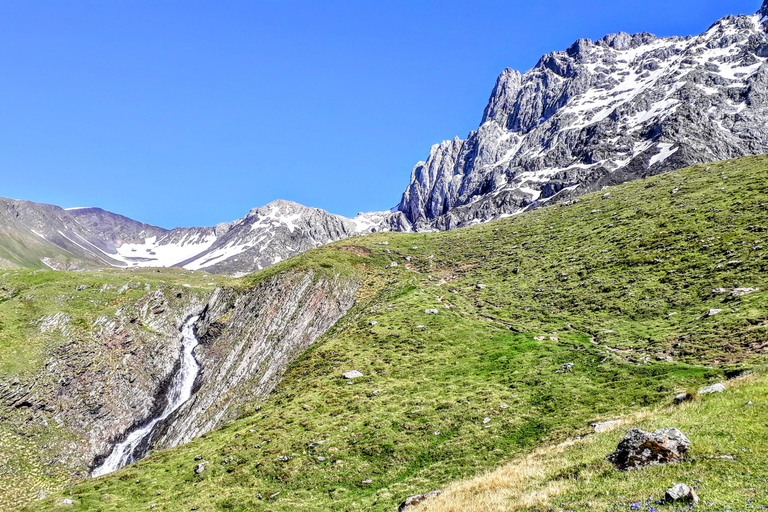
<box><xmin>92</xmin><ymin>315</ymin><xmax>201</xmax><ymax>477</ymax></box>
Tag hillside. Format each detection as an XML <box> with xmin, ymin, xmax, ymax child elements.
<box><xmin>14</xmin><ymin>154</ymin><xmax>768</xmax><ymax>511</ymax></box>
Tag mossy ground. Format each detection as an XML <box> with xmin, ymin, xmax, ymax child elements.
<box><xmin>16</xmin><ymin>155</ymin><xmax>768</xmax><ymax>511</ymax></box>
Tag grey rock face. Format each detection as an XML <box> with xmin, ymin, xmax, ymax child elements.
<box><xmin>397</xmin><ymin>10</ymin><xmax>768</xmax><ymax>230</ymax></box>
<box><xmin>66</xmin><ymin>207</ymin><xmax>167</xmax><ymax>246</ymax></box>
<box><xmin>762</xmin><ymin>0</ymin><xmax>768</xmax><ymax>26</ymax></box>
<box><xmin>607</xmin><ymin>427</ymin><xmax>691</xmax><ymax>470</ymax></box>
<box><xmin>0</xmin><ymin>286</ymin><xmax>207</xmax><ymax>482</ymax></box>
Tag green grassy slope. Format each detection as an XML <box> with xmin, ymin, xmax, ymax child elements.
<box><xmin>27</xmin><ymin>155</ymin><xmax>768</xmax><ymax>511</ymax></box>
<box><xmin>0</xmin><ymin>225</ymin><xmax>95</xmax><ymax>270</ymax></box>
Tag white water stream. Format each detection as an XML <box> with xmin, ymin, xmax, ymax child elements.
<box><xmin>92</xmin><ymin>315</ymin><xmax>201</xmax><ymax>477</ymax></box>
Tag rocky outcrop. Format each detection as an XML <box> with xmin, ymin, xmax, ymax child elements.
<box><xmin>0</xmin><ymin>285</ymin><xmax>207</xmax><ymax>502</ymax></box>
<box><xmin>397</xmin><ymin>8</ymin><xmax>768</xmax><ymax>230</ymax></box>
<box><xmin>152</xmin><ymin>268</ymin><xmax>360</xmax><ymax>448</ymax></box>
<box><xmin>607</xmin><ymin>428</ymin><xmax>691</xmax><ymax>470</ymax></box>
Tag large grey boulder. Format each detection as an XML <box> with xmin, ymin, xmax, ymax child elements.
<box><xmin>607</xmin><ymin>428</ymin><xmax>691</xmax><ymax>470</ymax></box>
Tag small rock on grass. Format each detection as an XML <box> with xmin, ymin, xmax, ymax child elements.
<box><xmin>591</xmin><ymin>420</ymin><xmax>621</xmax><ymax>433</ymax></box>
<box><xmin>424</xmin><ymin>309</ymin><xmax>439</xmax><ymax>314</ymax></box>
<box><xmin>398</xmin><ymin>490</ymin><xmax>443</xmax><ymax>512</ymax></box>
<box><xmin>699</xmin><ymin>382</ymin><xmax>725</xmax><ymax>395</ymax></box>
<box><xmin>664</xmin><ymin>483</ymin><xmax>699</xmax><ymax>504</ymax></box>
<box><xmin>732</xmin><ymin>287</ymin><xmax>759</xmax><ymax>297</ymax></box>
<box><xmin>674</xmin><ymin>392</ymin><xmax>694</xmax><ymax>404</ymax></box>
<box><xmin>342</xmin><ymin>370</ymin><xmax>364</xmax><ymax>379</ymax></box>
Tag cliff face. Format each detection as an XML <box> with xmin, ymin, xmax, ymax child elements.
<box><xmin>153</xmin><ymin>269</ymin><xmax>360</xmax><ymax>448</ymax></box>
<box><xmin>397</xmin><ymin>11</ymin><xmax>768</xmax><ymax>230</ymax></box>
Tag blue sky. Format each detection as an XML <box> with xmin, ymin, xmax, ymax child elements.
<box><xmin>0</xmin><ymin>0</ymin><xmax>758</xmax><ymax>228</ymax></box>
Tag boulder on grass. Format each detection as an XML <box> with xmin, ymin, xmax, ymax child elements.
<box><xmin>664</xmin><ymin>483</ymin><xmax>699</xmax><ymax>504</ymax></box>
<box><xmin>673</xmin><ymin>392</ymin><xmax>694</xmax><ymax>404</ymax></box>
<box><xmin>606</xmin><ymin>428</ymin><xmax>691</xmax><ymax>470</ymax></box>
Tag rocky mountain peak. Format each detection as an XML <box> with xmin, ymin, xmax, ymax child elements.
<box><xmin>396</xmin><ymin>8</ymin><xmax>768</xmax><ymax>231</ymax></box>
<box><xmin>481</xmin><ymin>68</ymin><xmax>522</xmax><ymax>125</ymax></box>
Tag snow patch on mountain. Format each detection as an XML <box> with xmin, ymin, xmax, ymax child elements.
<box><xmin>114</xmin><ymin>233</ymin><xmax>218</xmax><ymax>268</ymax></box>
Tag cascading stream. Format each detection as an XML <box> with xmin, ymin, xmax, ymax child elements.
<box><xmin>92</xmin><ymin>315</ymin><xmax>201</xmax><ymax>477</ymax></box>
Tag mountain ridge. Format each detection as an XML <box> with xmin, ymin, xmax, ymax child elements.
<box><xmin>396</xmin><ymin>6</ymin><xmax>768</xmax><ymax>229</ymax></box>
<box><xmin>5</xmin><ymin>4</ymin><xmax>768</xmax><ymax>273</ymax></box>
<box><xmin>0</xmin><ymin>196</ymin><xmax>409</xmax><ymax>277</ymax></box>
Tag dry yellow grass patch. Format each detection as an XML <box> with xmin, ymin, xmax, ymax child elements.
<box><xmin>410</xmin><ymin>408</ymin><xmax>667</xmax><ymax>512</ymax></box>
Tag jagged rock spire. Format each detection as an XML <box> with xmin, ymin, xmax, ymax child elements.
<box><xmin>761</xmin><ymin>0</ymin><xmax>768</xmax><ymax>18</ymax></box>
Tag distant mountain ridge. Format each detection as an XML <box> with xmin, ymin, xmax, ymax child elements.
<box><xmin>0</xmin><ymin>196</ymin><xmax>409</xmax><ymax>276</ymax></box>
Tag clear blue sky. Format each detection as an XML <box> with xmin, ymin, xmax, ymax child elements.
<box><xmin>0</xmin><ymin>0</ymin><xmax>758</xmax><ymax>228</ymax></box>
